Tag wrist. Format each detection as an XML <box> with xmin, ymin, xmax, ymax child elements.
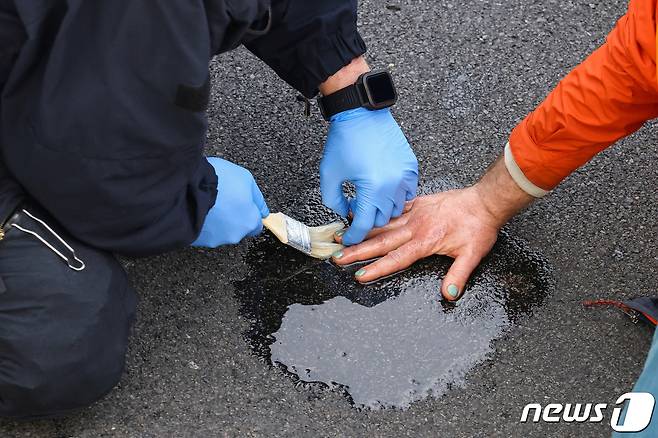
<box><xmin>329</xmin><ymin>106</ymin><xmax>390</xmax><ymax>123</ymax></box>
<box><xmin>319</xmin><ymin>56</ymin><xmax>370</xmax><ymax>96</ymax></box>
<box><xmin>503</xmin><ymin>143</ymin><xmax>549</xmax><ymax>198</ymax></box>
<box><xmin>472</xmin><ymin>154</ymin><xmax>535</xmax><ymax>228</ymax></box>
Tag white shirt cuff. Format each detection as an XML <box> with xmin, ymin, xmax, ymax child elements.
<box><xmin>504</xmin><ymin>142</ymin><xmax>548</xmax><ymax>198</ymax></box>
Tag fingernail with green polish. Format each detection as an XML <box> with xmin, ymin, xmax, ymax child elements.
<box><xmin>332</xmin><ymin>250</ymin><xmax>343</xmax><ymax>259</ymax></box>
<box><xmin>447</xmin><ymin>284</ymin><xmax>459</xmax><ymax>298</ymax></box>
<box><xmin>355</xmin><ymin>268</ymin><xmax>366</xmax><ymax>277</ymax></box>
<box><xmin>335</xmin><ymin>229</ymin><xmax>345</xmax><ymax>237</ymax></box>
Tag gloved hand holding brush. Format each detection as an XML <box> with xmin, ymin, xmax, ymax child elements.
<box><xmin>193</xmin><ymin>157</ymin><xmax>345</xmax><ymax>258</ymax></box>
<box><xmin>320</xmin><ymin>107</ymin><xmax>419</xmax><ymax>246</ymax></box>
<box><xmin>192</xmin><ymin>157</ymin><xmax>269</xmax><ymax>248</ymax></box>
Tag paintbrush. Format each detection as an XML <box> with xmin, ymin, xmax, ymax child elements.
<box><xmin>262</xmin><ymin>212</ymin><xmax>345</xmax><ymax>259</ymax></box>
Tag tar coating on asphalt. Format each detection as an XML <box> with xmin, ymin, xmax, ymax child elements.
<box><xmin>234</xmin><ymin>180</ymin><xmax>553</xmax><ymax>410</ymax></box>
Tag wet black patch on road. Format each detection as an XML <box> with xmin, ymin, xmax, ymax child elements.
<box><xmin>234</xmin><ymin>183</ymin><xmax>553</xmax><ymax>409</ymax></box>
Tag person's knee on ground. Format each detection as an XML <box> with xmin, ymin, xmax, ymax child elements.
<box><xmin>0</xmin><ymin>205</ymin><xmax>137</xmax><ymax>419</ymax></box>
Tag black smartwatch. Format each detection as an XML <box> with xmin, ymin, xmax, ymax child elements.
<box><xmin>317</xmin><ymin>69</ymin><xmax>398</xmax><ymax>121</ymax></box>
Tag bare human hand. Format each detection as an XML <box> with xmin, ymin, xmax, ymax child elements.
<box><xmin>332</xmin><ymin>188</ymin><xmax>499</xmax><ymax>300</ymax></box>
<box><xmin>332</xmin><ymin>154</ymin><xmax>536</xmax><ymax>301</ymax></box>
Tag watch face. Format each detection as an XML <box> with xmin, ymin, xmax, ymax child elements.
<box><xmin>364</xmin><ymin>71</ymin><xmax>397</xmax><ymax>106</ymax></box>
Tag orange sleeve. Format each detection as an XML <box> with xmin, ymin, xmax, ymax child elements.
<box><xmin>508</xmin><ymin>0</ymin><xmax>658</xmax><ymax>191</ymax></box>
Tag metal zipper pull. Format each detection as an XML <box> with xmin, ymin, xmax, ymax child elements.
<box><xmin>296</xmin><ymin>95</ymin><xmax>311</xmax><ymax>117</ymax></box>
<box><xmin>11</xmin><ymin>209</ymin><xmax>85</xmax><ymax>271</ymax></box>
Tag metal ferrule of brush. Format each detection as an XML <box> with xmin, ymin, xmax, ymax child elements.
<box><xmin>285</xmin><ymin>216</ymin><xmax>313</xmax><ymax>254</ymax></box>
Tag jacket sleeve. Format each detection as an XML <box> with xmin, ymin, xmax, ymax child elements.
<box><xmin>506</xmin><ymin>0</ymin><xmax>658</xmax><ymax>194</ymax></box>
<box><xmin>0</xmin><ymin>0</ymin><xmax>24</xmax><ymax>84</ymax></box>
<box><xmin>0</xmin><ymin>0</ymin><xmax>26</xmax><ymax>225</ymax></box>
<box><xmin>244</xmin><ymin>0</ymin><xmax>367</xmax><ymax>98</ymax></box>
<box><xmin>1</xmin><ymin>0</ymin><xmax>219</xmax><ymax>256</ymax></box>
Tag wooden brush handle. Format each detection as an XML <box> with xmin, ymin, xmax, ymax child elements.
<box><xmin>261</xmin><ymin>213</ymin><xmax>288</xmax><ymax>244</ymax></box>
<box><xmin>262</xmin><ymin>214</ymin><xmax>274</xmax><ymax>231</ymax></box>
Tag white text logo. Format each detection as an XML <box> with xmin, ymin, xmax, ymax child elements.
<box><xmin>520</xmin><ymin>392</ymin><xmax>655</xmax><ymax>432</ymax></box>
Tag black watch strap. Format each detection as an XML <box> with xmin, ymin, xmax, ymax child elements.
<box><xmin>318</xmin><ymin>83</ymin><xmax>365</xmax><ymax>121</ymax></box>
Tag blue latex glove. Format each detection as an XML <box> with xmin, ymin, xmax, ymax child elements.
<box><xmin>192</xmin><ymin>157</ymin><xmax>269</xmax><ymax>248</ymax></box>
<box><xmin>320</xmin><ymin>107</ymin><xmax>418</xmax><ymax>246</ymax></box>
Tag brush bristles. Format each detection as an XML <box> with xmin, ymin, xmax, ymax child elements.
<box><xmin>310</xmin><ymin>243</ymin><xmax>344</xmax><ymax>259</ymax></box>
<box><xmin>262</xmin><ymin>213</ymin><xmax>345</xmax><ymax>259</ymax></box>
<box><xmin>308</xmin><ymin>222</ymin><xmax>345</xmax><ymax>242</ymax></box>
<box><xmin>309</xmin><ymin>222</ymin><xmax>345</xmax><ymax>259</ymax></box>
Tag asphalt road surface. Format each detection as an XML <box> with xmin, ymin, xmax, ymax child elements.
<box><xmin>2</xmin><ymin>0</ymin><xmax>657</xmax><ymax>436</ymax></box>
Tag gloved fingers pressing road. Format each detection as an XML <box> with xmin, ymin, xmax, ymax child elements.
<box><xmin>374</xmin><ymin>200</ymin><xmax>394</xmax><ymax>228</ymax></box>
<box><xmin>320</xmin><ymin>106</ymin><xmax>418</xmax><ymax>240</ymax></box>
<box><xmin>406</xmin><ymin>188</ymin><xmax>417</xmax><ymax>201</ymax></box>
<box><xmin>391</xmin><ymin>186</ymin><xmax>409</xmax><ymax>218</ymax></box>
<box><xmin>341</xmin><ymin>203</ymin><xmax>378</xmax><ymax>246</ymax></box>
<box><xmin>336</xmin><ymin>214</ymin><xmax>408</xmax><ymax>243</ymax></box>
<box><xmin>391</xmin><ymin>203</ymin><xmax>404</xmax><ymax>218</ymax></box>
<box><xmin>403</xmin><ymin>174</ymin><xmax>419</xmax><ymax>203</ymax></box>
<box><xmin>340</xmin><ymin>193</ymin><xmax>413</xmax><ymax>244</ymax></box>
<box><xmin>440</xmin><ymin>252</ymin><xmax>483</xmax><ymax>302</ymax></box>
<box><xmin>347</xmin><ymin>196</ymin><xmax>358</xmax><ymax>216</ymax></box>
<box><xmin>320</xmin><ymin>173</ymin><xmax>350</xmax><ymax>218</ymax></box>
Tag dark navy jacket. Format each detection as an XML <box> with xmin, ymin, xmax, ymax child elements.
<box><xmin>0</xmin><ymin>0</ymin><xmax>366</xmax><ymax>255</ymax></box>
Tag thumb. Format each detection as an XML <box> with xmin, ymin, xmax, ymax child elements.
<box><xmin>441</xmin><ymin>252</ymin><xmax>482</xmax><ymax>302</ymax></box>
<box><xmin>342</xmin><ymin>204</ymin><xmax>377</xmax><ymax>246</ymax></box>
<box><xmin>320</xmin><ymin>172</ymin><xmax>349</xmax><ymax>217</ymax></box>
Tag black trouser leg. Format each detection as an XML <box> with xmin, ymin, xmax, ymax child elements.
<box><xmin>0</xmin><ymin>205</ymin><xmax>137</xmax><ymax>419</ymax></box>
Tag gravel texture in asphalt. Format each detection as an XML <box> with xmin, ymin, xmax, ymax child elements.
<box><xmin>2</xmin><ymin>0</ymin><xmax>656</xmax><ymax>436</ymax></box>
